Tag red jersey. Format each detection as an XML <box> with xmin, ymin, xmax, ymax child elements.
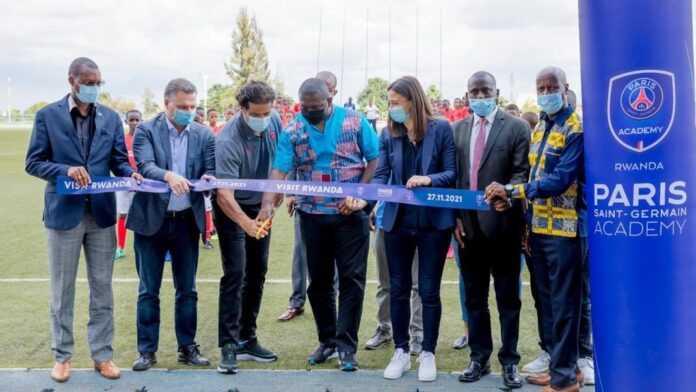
<box><xmin>125</xmin><ymin>132</ymin><xmax>137</xmax><ymax>170</ymax></box>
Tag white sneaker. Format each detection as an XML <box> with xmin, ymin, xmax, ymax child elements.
<box><xmin>417</xmin><ymin>351</ymin><xmax>437</xmax><ymax>382</ymax></box>
<box><xmin>383</xmin><ymin>348</ymin><xmax>411</xmax><ymax>379</ymax></box>
<box><xmin>578</xmin><ymin>357</ymin><xmax>595</xmax><ymax>385</ymax></box>
<box><xmin>522</xmin><ymin>351</ymin><xmax>550</xmax><ymax>373</ymax></box>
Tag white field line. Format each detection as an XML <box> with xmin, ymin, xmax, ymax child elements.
<box><xmin>0</xmin><ymin>277</ymin><xmax>530</xmax><ymax>286</ymax></box>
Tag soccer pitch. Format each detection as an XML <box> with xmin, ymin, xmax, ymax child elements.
<box><xmin>0</xmin><ymin>127</ymin><xmax>542</xmax><ymax>373</ymax></box>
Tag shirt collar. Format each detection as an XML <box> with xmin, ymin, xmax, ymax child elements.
<box><xmin>474</xmin><ymin>106</ymin><xmax>497</xmax><ymax>126</ymax></box>
<box><xmin>68</xmin><ymin>94</ymin><xmax>94</xmax><ymax>116</ymax></box>
<box><xmin>165</xmin><ymin>116</ymin><xmax>190</xmax><ymax>137</ymax></box>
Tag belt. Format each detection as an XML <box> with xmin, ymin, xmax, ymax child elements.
<box><xmin>164</xmin><ymin>208</ymin><xmax>193</xmax><ymax>219</ymax></box>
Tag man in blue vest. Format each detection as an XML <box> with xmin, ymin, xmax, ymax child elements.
<box><xmin>260</xmin><ymin>78</ymin><xmax>379</xmax><ymax>372</ymax></box>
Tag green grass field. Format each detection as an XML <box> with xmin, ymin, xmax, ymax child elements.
<box><xmin>0</xmin><ymin>127</ymin><xmax>539</xmax><ymax>372</ymax></box>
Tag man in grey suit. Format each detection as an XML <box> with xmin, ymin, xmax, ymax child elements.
<box><xmin>25</xmin><ymin>57</ymin><xmax>142</xmax><ymax>383</ymax></box>
<box><xmin>454</xmin><ymin>71</ymin><xmax>530</xmax><ymax>389</ymax></box>
<box><xmin>128</xmin><ymin>78</ymin><xmax>215</xmax><ymax>371</ymax></box>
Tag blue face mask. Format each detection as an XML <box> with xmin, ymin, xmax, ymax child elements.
<box><xmin>389</xmin><ymin>106</ymin><xmax>409</xmax><ymax>124</ymax></box>
<box><xmin>245</xmin><ymin>114</ymin><xmax>271</xmax><ymax>135</ymax></box>
<box><xmin>76</xmin><ymin>84</ymin><xmax>100</xmax><ymax>104</ymax></box>
<box><xmin>538</xmin><ymin>92</ymin><xmax>565</xmax><ymax>115</ymax></box>
<box><xmin>469</xmin><ymin>98</ymin><xmax>497</xmax><ymax>117</ymax></box>
<box><xmin>173</xmin><ymin>109</ymin><xmax>195</xmax><ymax>127</ymax></box>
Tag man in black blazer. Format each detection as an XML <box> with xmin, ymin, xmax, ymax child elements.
<box><xmin>454</xmin><ymin>71</ymin><xmax>530</xmax><ymax>389</ymax></box>
<box><xmin>128</xmin><ymin>78</ymin><xmax>215</xmax><ymax>371</ymax></box>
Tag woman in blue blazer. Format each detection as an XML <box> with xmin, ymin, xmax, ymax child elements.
<box><xmin>371</xmin><ymin>76</ymin><xmax>456</xmax><ymax>382</ymax></box>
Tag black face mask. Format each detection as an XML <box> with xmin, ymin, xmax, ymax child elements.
<box><xmin>302</xmin><ymin>107</ymin><xmax>327</xmax><ymax>125</ymax></box>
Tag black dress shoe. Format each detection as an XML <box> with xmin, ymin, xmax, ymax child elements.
<box><xmin>458</xmin><ymin>361</ymin><xmax>491</xmax><ymax>383</ymax></box>
<box><xmin>132</xmin><ymin>352</ymin><xmax>157</xmax><ymax>371</ymax></box>
<box><xmin>503</xmin><ymin>364</ymin><xmax>523</xmax><ymax>389</ymax></box>
<box><xmin>178</xmin><ymin>344</ymin><xmax>211</xmax><ymax>366</ymax></box>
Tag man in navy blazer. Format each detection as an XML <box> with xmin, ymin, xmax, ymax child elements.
<box><xmin>128</xmin><ymin>78</ymin><xmax>215</xmax><ymax>371</ymax></box>
<box><xmin>25</xmin><ymin>57</ymin><xmax>140</xmax><ymax>383</ymax></box>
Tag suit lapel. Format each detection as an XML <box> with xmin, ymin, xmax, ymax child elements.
<box><xmin>87</xmin><ymin>106</ymin><xmax>106</xmax><ymax>163</ymax></box>
<box><xmin>158</xmin><ymin>115</ymin><xmax>172</xmax><ymax>171</ymax></box>
<box><xmin>461</xmin><ymin>118</ymin><xmax>473</xmax><ymax>181</ymax></box>
<box><xmin>478</xmin><ymin>110</ymin><xmax>505</xmax><ymax>170</ymax></box>
<box><xmin>393</xmin><ymin>135</ymin><xmax>403</xmax><ymax>185</ymax></box>
<box><xmin>421</xmin><ymin>122</ymin><xmax>435</xmax><ymax>175</ymax></box>
<box><xmin>186</xmin><ymin>128</ymin><xmax>197</xmax><ymax>179</ymax></box>
<box><xmin>57</xmin><ymin>95</ymin><xmax>86</xmax><ymax>161</ymax></box>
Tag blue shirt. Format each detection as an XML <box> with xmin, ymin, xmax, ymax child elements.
<box><xmin>166</xmin><ymin>118</ymin><xmax>192</xmax><ymax>211</ymax></box>
<box><xmin>273</xmin><ymin>105</ymin><xmax>379</xmax><ymax>214</ymax></box>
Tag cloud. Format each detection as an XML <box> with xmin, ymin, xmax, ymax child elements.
<box><xmin>0</xmin><ymin>0</ymin><xmax>643</xmax><ymax>112</ymax></box>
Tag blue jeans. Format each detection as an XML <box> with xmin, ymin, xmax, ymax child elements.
<box><xmin>134</xmin><ymin>211</ymin><xmax>200</xmax><ymax>353</ymax></box>
<box><xmin>384</xmin><ymin>227</ymin><xmax>451</xmax><ymax>353</ymax></box>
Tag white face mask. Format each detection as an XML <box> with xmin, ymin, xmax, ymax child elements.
<box><xmin>245</xmin><ymin>113</ymin><xmax>271</xmax><ymax>135</ymax></box>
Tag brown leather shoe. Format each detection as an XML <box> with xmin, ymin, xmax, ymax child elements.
<box><xmin>277</xmin><ymin>307</ymin><xmax>304</xmax><ymax>321</ymax></box>
<box><xmin>94</xmin><ymin>359</ymin><xmax>121</xmax><ymax>380</ymax></box>
<box><xmin>541</xmin><ymin>383</ymin><xmax>580</xmax><ymax>392</ymax></box>
<box><xmin>50</xmin><ymin>360</ymin><xmax>71</xmax><ymax>383</ymax></box>
<box><xmin>526</xmin><ymin>372</ymin><xmax>551</xmax><ymax>386</ymax></box>
<box><xmin>529</xmin><ymin>370</ymin><xmax>584</xmax><ymax>388</ymax></box>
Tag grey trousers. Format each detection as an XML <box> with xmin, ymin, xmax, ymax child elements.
<box><xmin>374</xmin><ymin>228</ymin><xmax>423</xmax><ymax>342</ymax></box>
<box><xmin>47</xmin><ymin>212</ymin><xmax>115</xmax><ymax>363</ymax></box>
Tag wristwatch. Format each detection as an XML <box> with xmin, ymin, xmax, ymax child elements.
<box><xmin>504</xmin><ymin>184</ymin><xmax>514</xmax><ymax>198</ymax></box>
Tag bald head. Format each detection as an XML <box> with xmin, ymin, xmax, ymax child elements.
<box><xmin>299</xmin><ymin>78</ymin><xmax>330</xmax><ymax>100</ymax></box>
<box><xmin>537</xmin><ymin>66</ymin><xmax>568</xmax><ymax>86</ymax></box>
<box><xmin>316</xmin><ymin>70</ymin><xmax>338</xmax><ymax>97</ymax></box>
<box><xmin>467</xmin><ymin>71</ymin><xmax>498</xmax><ymax>100</ymax></box>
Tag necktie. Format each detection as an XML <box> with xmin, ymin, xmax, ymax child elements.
<box><xmin>470</xmin><ymin>118</ymin><xmax>487</xmax><ymax>190</ymax></box>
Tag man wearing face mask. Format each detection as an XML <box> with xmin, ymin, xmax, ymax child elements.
<box><xmin>25</xmin><ymin>57</ymin><xmax>142</xmax><ymax>383</ymax></box>
<box><xmin>260</xmin><ymin>78</ymin><xmax>379</xmax><ymax>372</ymax></box>
<box><xmin>214</xmin><ymin>81</ymin><xmax>282</xmax><ymax>374</ymax></box>
<box><xmin>277</xmin><ymin>70</ymin><xmax>341</xmax><ymax>323</ymax></box>
<box><xmin>485</xmin><ymin>66</ymin><xmax>585</xmax><ymax>392</ymax></box>
<box><xmin>128</xmin><ymin>78</ymin><xmax>215</xmax><ymax>372</ymax></box>
<box><xmin>453</xmin><ymin>71</ymin><xmax>529</xmax><ymax>389</ymax></box>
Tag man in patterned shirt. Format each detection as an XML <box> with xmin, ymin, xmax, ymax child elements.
<box><xmin>260</xmin><ymin>78</ymin><xmax>379</xmax><ymax>372</ymax></box>
<box><xmin>485</xmin><ymin>66</ymin><xmax>585</xmax><ymax>392</ymax></box>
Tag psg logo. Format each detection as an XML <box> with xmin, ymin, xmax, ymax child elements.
<box><xmin>620</xmin><ymin>77</ymin><xmax>663</xmax><ymax>120</ymax></box>
<box><xmin>607</xmin><ymin>70</ymin><xmax>675</xmax><ymax>153</ymax></box>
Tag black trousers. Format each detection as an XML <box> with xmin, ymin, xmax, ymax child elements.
<box><xmin>526</xmin><ymin>251</ymin><xmax>550</xmax><ymax>353</ymax></box>
<box><xmin>579</xmin><ymin>236</ymin><xmax>593</xmax><ymax>359</ymax></box>
<box><xmin>459</xmin><ymin>228</ymin><xmax>522</xmax><ymax>366</ymax></box>
<box><xmin>134</xmin><ymin>210</ymin><xmax>199</xmax><ymax>353</ymax></box>
<box><xmin>298</xmin><ymin>210</ymin><xmax>369</xmax><ymax>353</ymax></box>
<box><xmin>528</xmin><ymin>233</ymin><xmax>582</xmax><ymax>389</ymax></box>
<box><xmin>215</xmin><ymin>202</ymin><xmax>271</xmax><ymax>347</ymax></box>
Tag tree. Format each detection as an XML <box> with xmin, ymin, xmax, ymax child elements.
<box><xmin>520</xmin><ymin>96</ymin><xmax>540</xmax><ymax>113</ymax></box>
<box><xmin>24</xmin><ymin>101</ymin><xmax>49</xmax><ymax>116</ymax></box>
<box><xmin>98</xmin><ymin>92</ymin><xmax>136</xmax><ymax>114</ymax></box>
<box><xmin>142</xmin><ymin>88</ymin><xmax>160</xmax><ymax>118</ymax></box>
<box><xmin>426</xmin><ymin>84</ymin><xmax>442</xmax><ymax>101</ymax></box>
<box><xmin>497</xmin><ymin>96</ymin><xmax>511</xmax><ymax>108</ymax></box>
<box><xmin>357</xmin><ymin>78</ymin><xmax>389</xmax><ymax>116</ymax></box>
<box><xmin>225</xmin><ymin>7</ymin><xmax>271</xmax><ymax>96</ymax></box>
<box><xmin>206</xmin><ymin>84</ymin><xmax>236</xmax><ymax>113</ymax></box>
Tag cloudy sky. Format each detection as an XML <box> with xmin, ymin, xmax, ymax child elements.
<box><xmin>3</xmin><ymin>0</ymin><xmax>585</xmax><ymax>111</ymax></box>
